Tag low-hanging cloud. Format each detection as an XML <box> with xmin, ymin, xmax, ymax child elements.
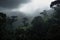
<box><xmin>0</xmin><ymin>0</ymin><xmax>30</xmax><ymax>9</ymax></box>
<box><xmin>19</xmin><ymin>0</ymin><xmax>55</xmax><ymax>14</ymax></box>
<box><xmin>0</xmin><ymin>0</ymin><xmax>55</xmax><ymax>17</ymax></box>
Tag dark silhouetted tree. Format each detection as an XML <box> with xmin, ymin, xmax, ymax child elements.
<box><xmin>50</xmin><ymin>0</ymin><xmax>60</xmax><ymax>8</ymax></box>
<box><xmin>22</xmin><ymin>17</ymin><xmax>29</xmax><ymax>26</ymax></box>
<box><xmin>31</xmin><ymin>16</ymin><xmax>44</xmax><ymax>40</ymax></box>
<box><xmin>47</xmin><ymin>0</ymin><xmax>60</xmax><ymax>40</ymax></box>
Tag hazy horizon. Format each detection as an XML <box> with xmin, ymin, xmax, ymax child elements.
<box><xmin>0</xmin><ymin>0</ymin><xmax>55</xmax><ymax>16</ymax></box>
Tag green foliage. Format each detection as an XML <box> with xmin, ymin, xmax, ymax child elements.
<box><xmin>40</xmin><ymin>10</ymin><xmax>50</xmax><ymax>23</ymax></box>
<box><xmin>0</xmin><ymin>12</ymin><xmax>18</xmax><ymax>40</ymax></box>
<box><xmin>1</xmin><ymin>1</ymin><xmax>60</xmax><ymax>40</ymax></box>
<box><xmin>22</xmin><ymin>17</ymin><xmax>29</xmax><ymax>26</ymax></box>
<box><xmin>47</xmin><ymin>1</ymin><xmax>60</xmax><ymax>40</ymax></box>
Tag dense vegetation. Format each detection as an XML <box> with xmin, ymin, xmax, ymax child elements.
<box><xmin>0</xmin><ymin>0</ymin><xmax>60</xmax><ymax>40</ymax></box>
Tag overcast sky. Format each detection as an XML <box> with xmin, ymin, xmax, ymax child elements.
<box><xmin>0</xmin><ymin>0</ymin><xmax>55</xmax><ymax>16</ymax></box>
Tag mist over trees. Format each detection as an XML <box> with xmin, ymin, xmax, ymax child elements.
<box><xmin>0</xmin><ymin>0</ymin><xmax>60</xmax><ymax>40</ymax></box>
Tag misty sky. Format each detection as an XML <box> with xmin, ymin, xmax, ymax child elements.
<box><xmin>0</xmin><ymin>0</ymin><xmax>55</xmax><ymax>16</ymax></box>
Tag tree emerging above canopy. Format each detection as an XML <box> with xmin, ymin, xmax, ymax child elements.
<box><xmin>50</xmin><ymin>0</ymin><xmax>60</xmax><ymax>8</ymax></box>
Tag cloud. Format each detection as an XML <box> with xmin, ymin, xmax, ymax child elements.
<box><xmin>0</xmin><ymin>0</ymin><xmax>30</xmax><ymax>9</ymax></box>
<box><xmin>0</xmin><ymin>0</ymin><xmax>54</xmax><ymax>17</ymax></box>
<box><xmin>19</xmin><ymin>0</ymin><xmax>54</xmax><ymax>14</ymax></box>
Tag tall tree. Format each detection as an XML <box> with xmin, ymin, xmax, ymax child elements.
<box><xmin>31</xmin><ymin>16</ymin><xmax>44</xmax><ymax>40</ymax></box>
<box><xmin>22</xmin><ymin>17</ymin><xmax>28</xmax><ymax>26</ymax></box>
<box><xmin>47</xmin><ymin>0</ymin><xmax>60</xmax><ymax>40</ymax></box>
